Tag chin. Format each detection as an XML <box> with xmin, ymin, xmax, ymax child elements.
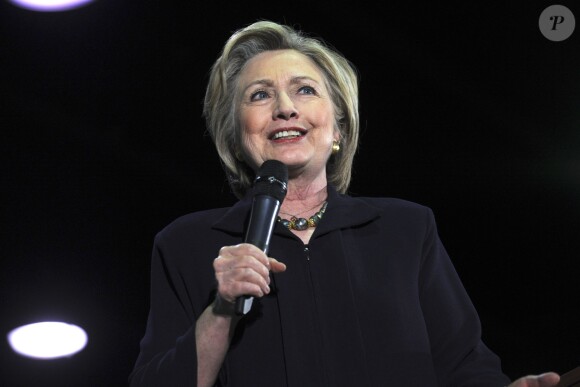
<box><xmin>275</xmin><ymin>156</ymin><xmax>308</xmax><ymax>168</ymax></box>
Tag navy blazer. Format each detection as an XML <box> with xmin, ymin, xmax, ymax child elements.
<box><xmin>130</xmin><ymin>186</ymin><xmax>511</xmax><ymax>386</ymax></box>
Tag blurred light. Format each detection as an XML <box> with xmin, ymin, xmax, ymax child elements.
<box><xmin>7</xmin><ymin>321</ymin><xmax>88</xmax><ymax>359</ymax></box>
<box><xmin>8</xmin><ymin>0</ymin><xmax>95</xmax><ymax>12</ymax></box>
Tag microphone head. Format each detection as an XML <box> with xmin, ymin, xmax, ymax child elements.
<box><xmin>253</xmin><ymin>160</ymin><xmax>288</xmax><ymax>202</ymax></box>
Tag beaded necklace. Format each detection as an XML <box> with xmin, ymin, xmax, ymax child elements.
<box><xmin>277</xmin><ymin>201</ymin><xmax>328</xmax><ymax>231</ymax></box>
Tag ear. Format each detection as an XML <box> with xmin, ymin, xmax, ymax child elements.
<box><xmin>332</xmin><ymin>121</ymin><xmax>342</xmax><ymax>143</ymax></box>
<box><xmin>234</xmin><ymin>147</ymin><xmax>244</xmax><ymax>162</ymax></box>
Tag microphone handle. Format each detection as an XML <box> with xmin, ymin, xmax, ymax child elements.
<box><xmin>234</xmin><ymin>296</ymin><xmax>251</xmax><ymax>316</ymax></box>
<box><xmin>234</xmin><ymin>195</ymin><xmax>280</xmax><ymax>315</ymax></box>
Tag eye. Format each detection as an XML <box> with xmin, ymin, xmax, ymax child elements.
<box><xmin>298</xmin><ymin>86</ymin><xmax>316</xmax><ymax>95</ymax></box>
<box><xmin>250</xmin><ymin>90</ymin><xmax>270</xmax><ymax>101</ymax></box>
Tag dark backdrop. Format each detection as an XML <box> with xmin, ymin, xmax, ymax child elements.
<box><xmin>1</xmin><ymin>1</ymin><xmax>579</xmax><ymax>385</ymax></box>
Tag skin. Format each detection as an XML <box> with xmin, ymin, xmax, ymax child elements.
<box><xmin>239</xmin><ymin>49</ymin><xmax>339</xmax><ymax>244</ymax></box>
<box><xmin>509</xmin><ymin>373</ymin><xmax>560</xmax><ymax>386</ymax></box>
<box><xmin>198</xmin><ymin>49</ymin><xmax>335</xmax><ymax>386</ymax></box>
<box><xmin>195</xmin><ymin>49</ymin><xmax>560</xmax><ymax>387</ymax></box>
<box><xmin>196</xmin><ymin>244</ymin><xmax>285</xmax><ymax>387</ymax></box>
<box><xmin>238</xmin><ymin>49</ymin><xmax>338</xmax><ymax>183</ymax></box>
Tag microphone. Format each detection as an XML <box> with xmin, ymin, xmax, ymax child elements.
<box><xmin>235</xmin><ymin>159</ymin><xmax>288</xmax><ymax>315</ymax></box>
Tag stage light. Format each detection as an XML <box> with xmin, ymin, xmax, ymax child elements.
<box><xmin>8</xmin><ymin>0</ymin><xmax>95</xmax><ymax>12</ymax></box>
<box><xmin>7</xmin><ymin>321</ymin><xmax>88</xmax><ymax>359</ymax></box>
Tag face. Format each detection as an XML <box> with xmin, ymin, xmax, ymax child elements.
<box><xmin>237</xmin><ymin>49</ymin><xmax>338</xmax><ymax>179</ymax></box>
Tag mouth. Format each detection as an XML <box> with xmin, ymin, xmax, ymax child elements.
<box><xmin>269</xmin><ymin>129</ymin><xmax>306</xmax><ymax>141</ymax></box>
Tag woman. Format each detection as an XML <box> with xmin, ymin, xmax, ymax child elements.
<box><xmin>130</xmin><ymin>21</ymin><xmax>560</xmax><ymax>386</ymax></box>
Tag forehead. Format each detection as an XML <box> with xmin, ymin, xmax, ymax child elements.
<box><xmin>239</xmin><ymin>49</ymin><xmax>325</xmax><ymax>84</ymax></box>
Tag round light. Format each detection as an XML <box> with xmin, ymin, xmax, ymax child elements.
<box><xmin>8</xmin><ymin>0</ymin><xmax>95</xmax><ymax>12</ymax></box>
<box><xmin>7</xmin><ymin>321</ymin><xmax>88</xmax><ymax>359</ymax></box>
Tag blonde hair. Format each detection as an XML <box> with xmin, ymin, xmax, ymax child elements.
<box><xmin>203</xmin><ymin>20</ymin><xmax>359</xmax><ymax>198</ymax></box>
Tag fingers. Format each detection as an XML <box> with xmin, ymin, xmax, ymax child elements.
<box><xmin>537</xmin><ymin>372</ymin><xmax>560</xmax><ymax>386</ymax></box>
<box><xmin>213</xmin><ymin>244</ymin><xmax>281</xmax><ymax>302</ymax></box>
<box><xmin>509</xmin><ymin>372</ymin><xmax>560</xmax><ymax>387</ymax></box>
<box><xmin>269</xmin><ymin>258</ymin><xmax>287</xmax><ymax>273</ymax></box>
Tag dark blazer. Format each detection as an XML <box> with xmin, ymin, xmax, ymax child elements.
<box><xmin>130</xmin><ymin>186</ymin><xmax>511</xmax><ymax>386</ymax></box>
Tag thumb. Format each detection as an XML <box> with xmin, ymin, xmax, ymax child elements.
<box><xmin>510</xmin><ymin>372</ymin><xmax>560</xmax><ymax>387</ymax></box>
<box><xmin>269</xmin><ymin>258</ymin><xmax>287</xmax><ymax>273</ymax></box>
<box><xmin>537</xmin><ymin>372</ymin><xmax>560</xmax><ymax>386</ymax></box>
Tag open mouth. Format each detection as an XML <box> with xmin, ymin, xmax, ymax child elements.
<box><xmin>270</xmin><ymin>129</ymin><xmax>306</xmax><ymax>140</ymax></box>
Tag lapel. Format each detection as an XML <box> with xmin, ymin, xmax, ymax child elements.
<box><xmin>313</xmin><ymin>186</ymin><xmax>381</xmax><ymax>238</ymax></box>
<box><xmin>210</xmin><ymin>185</ymin><xmax>382</xmax><ymax>239</ymax></box>
<box><xmin>210</xmin><ymin>190</ymin><xmax>253</xmax><ymax>236</ymax></box>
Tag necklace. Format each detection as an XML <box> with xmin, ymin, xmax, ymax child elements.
<box><xmin>278</xmin><ymin>201</ymin><xmax>328</xmax><ymax>231</ymax></box>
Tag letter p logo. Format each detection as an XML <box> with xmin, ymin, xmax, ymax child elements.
<box><xmin>550</xmin><ymin>15</ymin><xmax>566</xmax><ymax>30</ymax></box>
<box><xmin>540</xmin><ymin>5</ymin><xmax>575</xmax><ymax>41</ymax></box>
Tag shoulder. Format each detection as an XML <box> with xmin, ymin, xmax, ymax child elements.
<box><xmin>344</xmin><ymin>194</ymin><xmax>434</xmax><ymax>219</ymax></box>
<box><xmin>338</xmin><ymin>194</ymin><xmax>439</xmax><ymax>238</ymax></box>
<box><xmin>354</xmin><ymin>195</ymin><xmax>428</xmax><ymax>210</ymax></box>
<box><xmin>155</xmin><ymin>207</ymin><xmax>232</xmax><ymax>244</ymax></box>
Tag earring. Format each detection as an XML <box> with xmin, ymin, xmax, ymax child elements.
<box><xmin>331</xmin><ymin>141</ymin><xmax>340</xmax><ymax>155</ymax></box>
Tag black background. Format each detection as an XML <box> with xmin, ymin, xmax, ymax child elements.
<box><xmin>1</xmin><ymin>1</ymin><xmax>579</xmax><ymax>385</ymax></box>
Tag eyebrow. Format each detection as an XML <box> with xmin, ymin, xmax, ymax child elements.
<box><xmin>242</xmin><ymin>76</ymin><xmax>321</xmax><ymax>93</ymax></box>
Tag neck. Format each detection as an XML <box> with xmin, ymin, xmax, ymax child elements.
<box><xmin>281</xmin><ymin>174</ymin><xmax>328</xmax><ymax>215</ymax></box>
<box><xmin>276</xmin><ymin>169</ymin><xmax>329</xmax><ymax>242</ymax></box>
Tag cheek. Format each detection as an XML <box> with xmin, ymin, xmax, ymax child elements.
<box><xmin>239</xmin><ymin>134</ymin><xmax>261</xmax><ymax>171</ymax></box>
<box><xmin>308</xmin><ymin>100</ymin><xmax>335</xmax><ymax>127</ymax></box>
<box><xmin>240</xmin><ymin>130</ymin><xmax>260</xmax><ymax>161</ymax></box>
<box><xmin>240</xmin><ymin>106</ymin><xmax>270</xmax><ymax>136</ymax></box>
<box><xmin>239</xmin><ymin>110</ymin><xmax>255</xmax><ymax>134</ymax></box>
<box><xmin>310</xmin><ymin>106</ymin><xmax>337</xmax><ymax>140</ymax></box>
<box><xmin>239</xmin><ymin>112</ymin><xmax>259</xmax><ymax>150</ymax></box>
<box><xmin>239</xmin><ymin>117</ymin><xmax>265</xmax><ymax>167</ymax></box>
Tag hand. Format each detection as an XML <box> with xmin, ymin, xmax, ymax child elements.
<box><xmin>213</xmin><ymin>243</ymin><xmax>287</xmax><ymax>303</ymax></box>
<box><xmin>508</xmin><ymin>372</ymin><xmax>560</xmax><ymax>387</ymax></box>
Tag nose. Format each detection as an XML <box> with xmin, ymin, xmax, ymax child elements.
<box><xmin>273</xmin><ymin>93</ymin><xmax>298</xmax><ymax>120</ymax></box>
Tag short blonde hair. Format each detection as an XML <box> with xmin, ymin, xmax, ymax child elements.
<box><xmin>203</xmin><ymin>20</ymin><xmax>359</xmax><ymax>198</ymax></box>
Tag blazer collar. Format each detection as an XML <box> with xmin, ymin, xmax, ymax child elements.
<box><xmin>211</xmin><ymin>185</ymin><xmax>381</xmax><ymax>237</ymax></box>
<box><xmin>314</xmin><ymin>186</ymin><xmax>380</xmax><ymax>237</ymax></box>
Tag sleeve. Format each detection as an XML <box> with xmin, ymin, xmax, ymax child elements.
<box><xmin>418</xmin><ymin>208</ymin><xmax>511</xmax><ymax>387</ymax></box>
<box><xmin>129</xmin><ymin>232</ymin><xmax>206</xmax><ymax>387</ymax></box>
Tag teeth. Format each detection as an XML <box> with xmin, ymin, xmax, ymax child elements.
<box><xmin>273</xmin><ymin>130</ymin><xmax>302</xmax><ymax>140</ymax></box>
